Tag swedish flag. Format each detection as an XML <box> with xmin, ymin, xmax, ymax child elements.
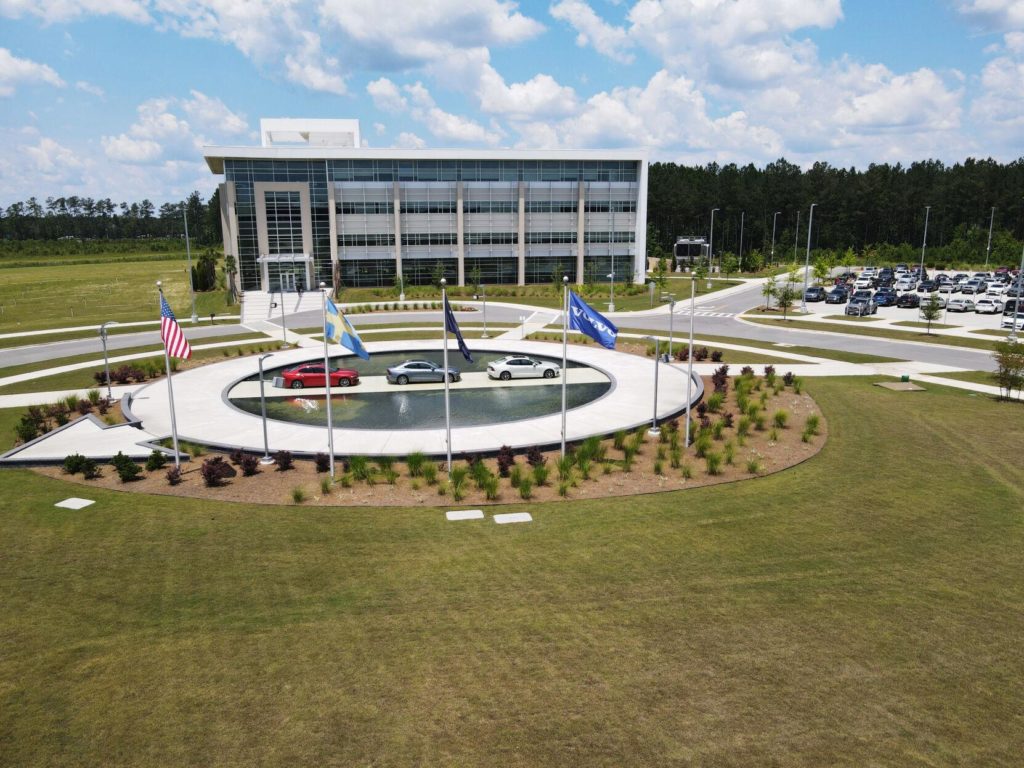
<box><xmin>325</xmin><ymin>297</ymin><xmax>369</xmax><ymax>360</ymax></box>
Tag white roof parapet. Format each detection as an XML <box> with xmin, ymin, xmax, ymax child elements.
<box><xmin>259</xmin><ymin>118</ymin><xmax>361</xmax><ymax>149</ymax></box>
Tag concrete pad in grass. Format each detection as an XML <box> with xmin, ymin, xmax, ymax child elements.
<box><xmin>446</xmin><ymin>509</ymin><xmax>484</xmax><ymax>521</ymax></box>
<box><xmin>54</xmin><ymin>497</ymin><xmax>95</xmax><ymax>509</ymax></box>
<box><xmin>494</xmin><ymin>512</ymin><xmax>532</xmax><ymax>524</ymax></box>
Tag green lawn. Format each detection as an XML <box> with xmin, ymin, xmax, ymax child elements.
<box><xmin>0</xmin><ymin>256</ymin><xmax>236</xmax><ymax>333</ymax></box>
<box><xmin>644</xmin><ymin>332</ymin><xmax>907</xmax><ymax>365</ymax></box>
<box><xmin>822</xmin><ymin>313</ymin><xmax>882</xmax><ymax>322</ymax></box>
<box><xmin>744</xmin><ymin>317</ymin><xmax>999</xmax><ymax>351</ymax></box>
<box><xmin>1</xmin><ymin>378</ymin><xmax>1023</xmax><ymax>765</ymax></box>
<box><xmin>925</xmin><ymin>370</ymin><xmax>998</xmax><ymax>386</ymax></box>
<box><xmin>892</xmin><ymin>321</ymin><xmax>958</xmax><ymax>330</ymax></box>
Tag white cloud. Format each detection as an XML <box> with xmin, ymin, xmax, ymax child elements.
<box><xmin>0</xmin><ymin>47</ymin><xmax>64</xmax><ymax>96</ymax></box>
<box><xmin>0</xmin><ymin>0</ymin><xmax>151</xmax><ymax>23</ymax></box>
<box><xmin>181</xmin><ymin>89</ymin><xmax>248</xmax><ymax>134</ymax></box>
<box><xmin>550</xmin><ymin>0</ymin><xmax>634</xmax><ymax>63</ymax></box>
<box><xmin>373</xmin><ymin>122</ymin><xmax>386</xmax><ymax>135</ymax></box>
<box><xmin>75</xmin><ymin>80</ymin><xmax>104</xmax><ymax>97</ymax></box>
<box><xmin>100</xmin><ymin>133</ymin><xmax>163</xmax><ymax>163</ymax></box>
<box><xmin>367</xmin><ymin>77</ymin><xmax>408</xmax><ymax>113</ymax></box>
<box><xmin>956</xmin><ymin>0</ymin><xmax>1024</xmax><ymax>31</ymax></box>
<box><xmin>833</xmin><ymin>67</ymin><xmax>961</xmax><ymax>131</ymax></box>
<box><xmin>395</xmin><ymin>131</ymin><xmax>426</xmax><ymax>149</ymax></box>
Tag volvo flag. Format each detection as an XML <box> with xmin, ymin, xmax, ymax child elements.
<box><xmin>568</xmin><ymin>290</ymin><xmax>618</xmax><ymax>349</ymax></box>
<box><xmin>324</xmin><ymin>297</ymin><xmax>369</xmax><ymax>360</ymax></box>
<box><xmin>443</xmin><ymin>294</ymin><xmax>473</xmax><ymax>362</ymax></box>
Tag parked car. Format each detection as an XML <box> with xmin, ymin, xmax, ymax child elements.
<box><xmin>917</xmin><ymin>280</ymin><xmax>938</xmax><ymax>293</ymax></box>
<box><xmin>1003</xmin><ymin>299</ymin><xmax>1022</xmax><ymax>316</ymax></box>
<box><xmin>825</xmin><ymin>288</ymin><xmax>848</xmax><ymax>304</ymax></box>
<box><xmin>895</xmin><ymin>278</ymin><xmax>917</xmax><ymax>292</ymax></box>
<box><xmin>937</xmin><ymin>281</ymin><xmax>957</xmax><ymax>294</ymax></box>
<box><xmin>487</xmin><ymin>355</ymin><xmax>561</xmax><ymax>380</ymax></box>
<box><xmin>896</xmin><ymin>292</ymin><xmax>921</xmax><ymax>308</ymax></box>
<box><xmin>846</xmin><ymin>297</ymin><xmax>877</xmax><ymax>316</ymax></box>
<box><xmin>386</xmin><ymin>359</ymin><xmax>461</xmax><ymax>384</ymax></box>
<box><xmin>960</xmin><ymin>280</ymin><xmax>986</xmax><ymax>295</ymax></box>
<box><xmin>804</xmin><ymin>286</ymin><xmax>827</xmax><ymax>302</ymax></box>
<box><xmin>281</xmin><ymin>363</ymin><xmax>360</xmax><ymax>389</ymax></box>
<box><xmin>873</xmin><ymin>289</ymin><xmax>898</xmax><ymax>307</ymax></box>
<box><xmin>974</xmin><ymin>297</ymin><xmax>1003</xmax><ymax>314</ymax></box>
<box><xmin>946</xmin><ymin>297</ymin><xmax>975</xmax><ymax>312</ymax></box>
<box><xmin>985</xmin><ymin>283</ymin><xmax>1008</xmax><ymax>296</ymax></box>
<box><xmin>853</xmin><ymin>276</ymin><xmax>874</xmax><ymax>289</ymax></box>
<box><xmin>1001</xmin><ymin>314</ymin><xmax>1024</xmax><ymax>330</ymax></box>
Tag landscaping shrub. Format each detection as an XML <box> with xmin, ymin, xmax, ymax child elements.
<box><xmin>375</xmin><ymin>456</ymin><xmax>394</xmax><ymax>474</ymax></box>
<box><xmin>495</xmin><ymin>445</ymin><xmax>515</xmax><ymax>477</ymax></box>
<box><xmin>694</xmin><ymin>346</ymin><xmax>710</xmax><ymax>361</ymax></box>
<box><xmin>509</xmin><ymin>465</ymin><xmax>524</xmax><ymax>489</ymax></box>
<box><xmin>746</xmin><ymin>403</ymin><xmax>760</xmax><ymax>419</ymax></box>
<box><xmin>145</xmin><ymin>450</ymin><xmax>168</xmax><ymax>472</ymax></box>
<box><xmin>578</xmin><ymin>457</ymin><xmax>592</xmax><ymax>480</ymax></box>
<box><xmin>314</xmin><ymin>453</ymin><xmax>334</xmax><ymax>473</ymax></box>
<box><xmin>229</xmin><ymin>448</ymin><xmax>245</xmax><ymax>465</ymax></box>
<box><xmin>383</xmin><ymin>468</ymin><xmax>399</xmax><ymax>485</ymax></box>
<box><xmin>449</xmin><ymin>464</ymin><xmax>469</xmax><ymax>489</ymax></box>
<box><xmin>723</xmin><ymin>442</ymin><xmax>735</xmax><ymax>465</ymax></box>
<box><xmin>746</xmin><ymin>459</ymin><xmax>761</xmax><ymax>474</ymax></box>
<box><xmin>754</xmin><ymin>415</ymin><xmax>767</xmax><ymax>431</ymax></box>
<box><xmin>340</xmin><ymin>474</ymin><xmax>353</xmax><ymax>488</ymax></box>
<box><xmin>87</xmin><ymin>389</ymin><xmax>101</xmax><ymax>405</ymax></box>
<box><xmin>706</xmin><ymin>392</ymin><xmax>724</xmax><ymax>413</ymax></box>
<box><xmin>705</xmin><ymin>451</ymin><xmax>723</xmax><ymax>475</ymax></box>
<box><xmin>653</xmin><ymin>460</ymin><xmax>664</xmax><ymax>475</ymax></box>
<box><xmin>712</xmin><ymin>420</ymin><xmax>725</xmax><ymax>440</ymax></box>
<box><xmin>710</xmin><ymin>350</ymin><xmax>723</xmax><ymax>362</ymax></box>
<box><xmin>526</xmin><ymin>445</ymin><xmax>546</xmax><ymax>467</ymax></box>
<box><xmin>291</xmin><ymin>487</ymin><xmax>306</xmax><ymax>503</ymax></box>
<box><xmin>680</xmin><ymin>463</ymin><xmax>693</xmax><ymax>479</ymax></box>
<box><xmin>769</xmin><ymin>428</ymin><xmax>779</xmax><ymax>441</ymax></box>
<box><xmin>693</xmin><ymin>434</ymin><xmax>712</xmax><ymax>458</ymax></box>
<box><xmin>696</xmin><ymin>402</ymin><xmax>707</xmax><ymax>418</ymax></box>
<box><xmin>421</xmin><ymin>463</ymin><xmax>438</xmax><ymax>485</ymax></box>
<box><xmin>200</xmin><ymin>456</ymin><xmax>232</xmax><ymax>487</ymax></box>
<box><xmin>113</xmin><ymin>457</ymin><xmax>142</xmax><ymax>483</ymax></box>
<box><xmin>740</xmin><ymin>365</ymin><xmax>755</xmax><ymax>377</ymax></box>
<box><xmin>63</xmin><ymin>453</ymin><xmax>88</xmax><ymax>474</ymax></box>
<box><xmin>722</xmin><ymin>412</ymin><xmax>735</xmax><ymax>429</ymax></box>
<box><xmin>518</xmin><ymin>476</ymin><xmax>534</xmax><ymax>500</ymax></box>
<box><xmin>273</xmin><ymin>450</ymin><xmax>294</xmax><ymax>471</ymax></box>
<box><xmin>471</xmin><ymin>460</ymin><xmax>491</xmax><ymax>489</ymax></box>
<box><xmin>239</xmin><ymin>454</ymin><xmax>260</xmax><ymax>476</ymax></box>
<box><xmin>793</xmin><ymin>378</ymin><xmax>804</xmax><ymax>395</ymax></box>
<box><xmin>532</xmin><ymin>463</ymin><xmax>550</xmax><ymax>486</ymax></box>
<box><xmin>406</xmin><ymin>451</ymin><xmax>427</xmax><ymax>477</ymax></box>
<box><xmin>557</xmin><ymin>481</ymin><xmax>570</xmax><ymax>497</ymax></box>
<box><xmin>165</xmin><ymin>466</ymin><xmax>181</xmax><ymax>485</ymax></box>
<box><xmin>773</xmin><ymin>409</ymin><xmax>789</xmax><ymax>429</ymax></box>
<box><xmin>805</xmin><ymin>414</ymin><xmax>820</xmax><ymax>435</ymax></box>
<box><xmin>81</xmin><ymin>459</ymin><xmax>100</xmax><ymax>480</ymax></box>
<box><xmin>613</xmin><ymin>430</ymin><xmax>627</xmax><ymax>451</ymax></box>
<box><xmin>75</xmin><ymin>399</ymin><xmax>92</xmax><ymax>415</ymax></box>
<box><xmin>764</xmin><ymin>365</ymin><xmax>777</xmax><ymax>386</ymax></box>
<box><xmin>783</xmin><ymin>371</ymin><xmax>796</xmax><ymax>386</ymax></box>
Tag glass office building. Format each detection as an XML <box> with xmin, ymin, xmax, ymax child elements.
<box><xmin>204</xmin><ymin>119</ymin><xmax>648</xmax><ymax>293</ymax></box>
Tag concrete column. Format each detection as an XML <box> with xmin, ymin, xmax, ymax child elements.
<box><xmin>576</xmin><ymin>181</ymin><xmax>586</xmax><ymax>284</ymax></box>
<box><xmin>456</xmin><ymin>181</ymin><xmax>465</xmax><ymax>286</ymax></box>
<box><xmin>393</xmin><ymin>181</ymin><xmax>403</xmax><ymax>281</ymax></box>
<box><xmin>517</xmin><ymin>181</ymin><xmax>526</xmax><ymax>286</ymax></box>
<box><xmin>327</xmin><ymin>179</ymin><xmax>338</xmax><ymax>288</ymax></box>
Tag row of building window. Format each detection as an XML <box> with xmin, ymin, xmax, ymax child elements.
<box><xmin>337</xmin><ymin>231</ymin><xmax>635</xmax><ymax>248</ymax></box>
<box><xmin>226</xmin><ymin>159</ymin><xmax>640</xmax><ymax>184</ymax></box>
<box><xmin>584</xmin><ymin>231</ymin><xmax>636</xmax><ymax>243</ymax></box>
<box><xmin>334</xmin><ymin>200</ymin><xmax>637</xmax><ymax>216</ymax></box>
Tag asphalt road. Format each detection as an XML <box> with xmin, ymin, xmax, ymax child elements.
<box><xmin>3</xmin><ymin>284</ymin><xmax>998</xmax><ymax>372</ymax></box>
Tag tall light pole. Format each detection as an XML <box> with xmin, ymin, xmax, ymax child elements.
<box><xmin>684</xmin><ymin>274</ymin><xmax>696</xmax><ymax>448</ymax></box>
<box><xmin>643</xmin><ymin>336</ymin><xmax>661</xmax><ymax>437</ymax></box>
<box><xmin>257</xmin><ymin>353</ymin><xmax>275</xmax><ymax>464</ymax></box>
<box><xmin>398</xmin><ymin>273</ymin><xmax>405</xmax><ymax>302</ymax></box>
<box><xmin>607</xmin><ymin>272</ymin><xmax>615</xmax><ymax>312</ymax></box>
<box><xmin>182</xmin><ymin>208</ymin><xmax>198</xmax><ymax>323</ymax></box>
<box><xmin>667</xmin><ymin>294</ymin><xmax>676</xmax><ymax>360</ymax></box>
<box><xmin>708</xmin><ymin>208</ymin><xmax>719</xmax><ymax>274</ymax></box>
<box><xmin>985</xmin><ymin>206</ymin><xmax>995</xmax><ymax>269</ymax></box>
<box><xmin>770</xmin><ymin>211</ymin><xmax>781</xmax><ymax>266</ymax></box>
<box><xmin>919</xmin><ymin>205</ymin><xmax>931</xmax><ymax>279</ymax></box>
<box><xmin>801</xmin><ymin>203</ymin><xmax>817</xmax><ymax>313</ymax></box>
<box><xmin>1010</xmin><ymin>242</ymin><xmax>1024</xmax><ymax>343</ymax></box>
<box><xmin>98</xmin><ymin>320</ymin><xmax>119</xmax><ymax>401</ymax></box>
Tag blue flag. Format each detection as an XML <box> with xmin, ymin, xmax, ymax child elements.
<box><xmin>325</xmin><ymin>297</ymin><xmax>369</xmax><ymax>360</ymax></box>
<box><xmin>444</xmin><ymin>294</ymin><xmax>473</xmax><ymax>362</ymax></box>
<box><xmin>568</xmin><ymin>290</ymin><xmax>618</xmax><ymax>349</ymax></box>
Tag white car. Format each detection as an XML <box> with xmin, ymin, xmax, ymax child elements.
<box><xmin>487</xmin><ymin>355</ymin><xmax>561</xmax><ymax>381</ymax></box>
<box><xmin>1001</xmin><ymin>314</ymin><xmax>1024</xmax><ymax>330</ymax></box>
<box><xmin>986</xmin><ymin>283</ymin><xmax>1008</xmax><ymax>296</ymax></box>
<box><xmin>946</xmin><ymin>297</ymin><xmax>975</xmax><ymax>312</ymax></box>
<box><xmin>853</xmin><ymin>276</ymin><xmax>874</xmax><ymax>289</ymax></box>
<box><xmin>896</xmin><ymin>278</ymin><xmax>916</xmax><ymax>292</ymax></box>
<box><xmin>975</xmin><ymin>297</ymin><xmax>1003</xmax><ymax>314</ymax></box>
<box><xmin>937</xmin><ymin>281</ymin><xmax>956</xmax><ymax>293</ymax></box>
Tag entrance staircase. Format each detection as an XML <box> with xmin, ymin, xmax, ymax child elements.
<box><xmin>240</xmin><ymin>290</ymin><xmax>325</xmax><ymax>324</ymax></box>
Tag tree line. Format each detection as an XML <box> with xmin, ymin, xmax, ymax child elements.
<box><xmin>648</xmin><ymin>157</ymin><xmax>1024</xmax><ymax>267</ymax></box>
<box><xmin>0</xmin><ymin>189</ymin><xmax>222</xmax><ymax>246</ymax></box>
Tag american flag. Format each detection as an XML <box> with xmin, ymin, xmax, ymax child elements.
<box><xmin>160</xmin><ymin>295</ymin><xmax>192</xmax><ymax>359</ymax></box>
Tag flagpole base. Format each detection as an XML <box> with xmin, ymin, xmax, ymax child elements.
<box><xmin>259</xmin><ymin>456</ymin><xmax>275</xmax><ymax>465</ymax></box>
<box><xmin>647</xmin><ymin>427</ymin><xmax>661</xmax><ymax>438</ymax></box>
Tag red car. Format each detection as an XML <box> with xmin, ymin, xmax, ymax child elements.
<box><xmin>281</xmin><ymin>363</ymin><xmax>360</xmax><ymax>389</ymax></box>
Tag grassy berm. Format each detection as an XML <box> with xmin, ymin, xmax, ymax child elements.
<box><xmin>0</xmin><ymin>377</ymin><xmax>1022</xmax><ymax>766</ymax></box>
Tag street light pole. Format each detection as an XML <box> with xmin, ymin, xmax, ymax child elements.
<box><xmin>801</xmin><ymin>203</ymin><xmax>817</xmax><ymax>313</ymax></box>
<box><xmin>684</xmin><ymin>274</ymin><xmax>696</xmax><ymax>448</ymax></box>
<box><xmin>985</xmin><ymin>206</ymin><xmax>995</xmax><ymax>269</ymax></box>
<box><xmin>708</xmin><ymin>207</ymin><xmax>719</xmax><ymax>273</ymax></box>
<box><xmin>919</xmin><ymin>205</ymin><xmax>931</xmax><ymax>279</ymax></box>
<box><xmin>793</xmin><ymin>210</ymin><xmax>800</xmax><ymax>263</ymax></box>
<box><xmin>607</xmin><ymin>272</ymin><xmax>615</xmax><ymax>312</ymax></box>
<box><xmin>258</xmin><ymin>353</ymin><xmax>275</xmax><ymax>464</ymax></box>
<box><xmin>98</xmin><ymin>320</ymin><xmax>119</xmax><ymax>400</ymax></box>
<box><xmin>182</xmin><ymin>208</ymin><xmax>198</xmax><ymax>324</ymax></box>
<box><xmin>667</xmin><ymin>295</ymin><xmax>675</xmax><ymax>360</ymax></box>
<box><xmin>738</xmin><ymin>210</ymin><xmax>745</xmax><ymax>271</ymax></box>
<box><xmin>771</xmin><ymin>211</ymin><xmax>781</xmax><ymax>266</ymax></box>
<box><xmin>644</xmin><ymin>336</ymin><xmax>661</xmax><ymax>437</ymax></box>
<box><xmin>398</xmin><ymin>273</ymin><xmax>405</xmax><ymax>302</ymax></box>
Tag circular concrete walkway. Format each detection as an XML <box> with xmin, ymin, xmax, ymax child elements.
<box><xmin>127</xmin><ymin>339</ymin><xmax>702</xmax><ymax>457</ymax></box>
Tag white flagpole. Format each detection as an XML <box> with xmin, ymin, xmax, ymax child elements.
<box><xmin>320</xmin><ymin>283</ymin><xmax>336</xmax><ymax>479</ymax></box>
<box><xmin>684</xmin><ymin>274</ymin><xmax>696</xmax><ymax>448</ymax></box>
<box><xmin>441</xmin><ymin>279</ymin><xmax>452</xmax><ymax>473</ymax></box>
<box><xmin>560</xmin><ymin>276</ymin><xmax>568</xmax><ymax>458</ymax></box>
<box><xmin>157</xmin><ymin>282</ymin><xmax>182</xmax><ymax>469</ymax></box>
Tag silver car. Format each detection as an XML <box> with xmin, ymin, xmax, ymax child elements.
<box><xmin>946</xmin><ymin>297</ymin><xmax>975</xmax><ymax>312</ymax></box>
<box><xmin>487</xmin><ymin>355</ymin><xmax>561</xmax><ymax>381</ymax></box>
<box><xmin>386</xmin><ymin>359</ymin><xmax>461</xmax><ymax>385</ymax></box>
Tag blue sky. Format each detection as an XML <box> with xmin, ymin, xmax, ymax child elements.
<box><xmin>1</xmin><ymin>0</ymin><xmax>1022</xmax><ymax>204</ymax></box>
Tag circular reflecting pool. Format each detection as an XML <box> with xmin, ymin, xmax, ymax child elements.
<box><xmin>228</xmin><ymin>350</ymin><xmax>612</xmax><ymax>430</ymax></box>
